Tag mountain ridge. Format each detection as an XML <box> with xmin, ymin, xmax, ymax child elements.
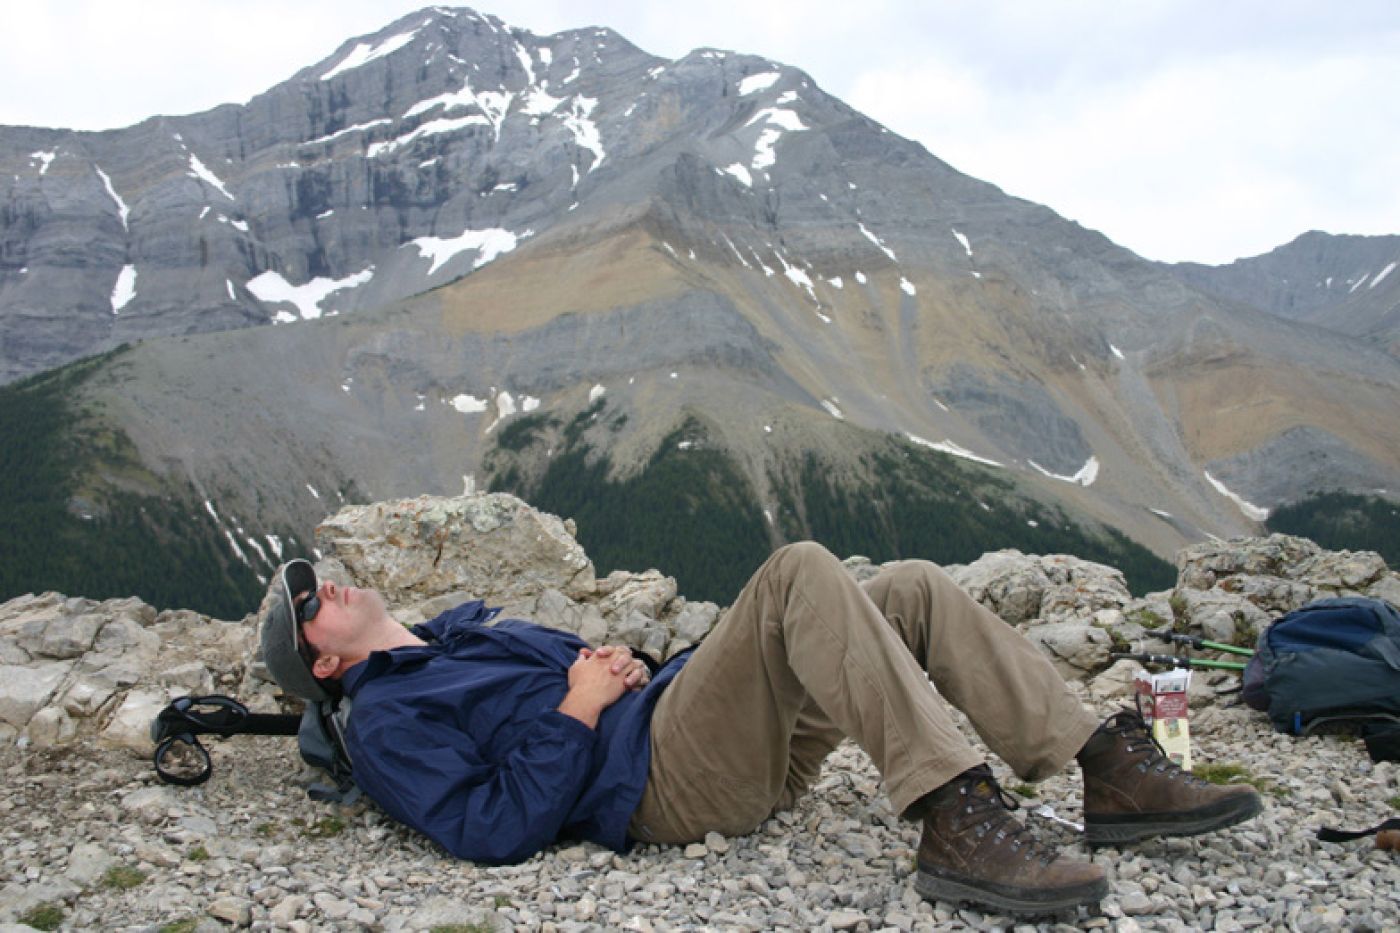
<box><xmin>1</xmin><ymin>5</ymin><xmax>1398</xmax><ymax>611</ymax></box>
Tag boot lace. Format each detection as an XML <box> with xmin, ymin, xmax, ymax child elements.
<box><xmin>1102</xmin><ymin>704</ymin><xmax>1210</xmax><ymax>786</ymax></box>
<box><xmin>953</xmin><ymin>766</ymin><xmax>1060</xmax><ymax>866</ymax></box>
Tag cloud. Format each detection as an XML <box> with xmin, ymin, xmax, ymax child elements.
<box><xmin>849</xmin><ymin>41</ymin><xmax>1400</xmax><ymax>263</ymax></box>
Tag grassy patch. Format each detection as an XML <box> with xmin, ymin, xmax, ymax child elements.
<box><xmin>19</xmin><ymin>904</ymin><xmax>64</xmax><ymax>931</ymax></box>
<box><xmin>255</xmin><ymin>821</ymin><xmax>278</xmax><ymax>837</ymax></box>
<box><xmin>102</xmin><ymin>865</ymin><xmax>148</xmax><ymax>890</ymax></box>
<box><xmin>187</xmin><ymin>846</ymin><xmax>209</xmax><ymax>862</ymax></box>
<box><xmin>1126</xmin><ymin>608</ymin><xmax>1168</xmax><ymax>629</ymax></box>
<box><xmin>302</xmin><ymin>815</ymin><xmax>348</xmax><ymax>838</ymax></box>
<box><xmin>158</xmin><ymin>920</ymin><xmax>199</xmax><ymax>933</ymax></box>
<box><xmin>1389</xmin><ymin>795</ymin><xmax>1400</xmax><ymax>811</ymax></box>
<box><xmin>1193</xmin><ymin>762</ymin><xmax>1286</xmax><ymax>797</ymax></box>
<box><xmin>1009</xmin><ymin>782</ymin><xmax>1037</xmax><ymax>799</ymax></box>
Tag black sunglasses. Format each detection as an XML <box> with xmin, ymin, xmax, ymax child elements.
<box><xmin>295</xmin><ymin>591</ymin><xmax>322</xmax><ymax>626</ymax></box>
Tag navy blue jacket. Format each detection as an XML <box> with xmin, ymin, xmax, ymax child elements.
<box><xmin>341</xmin><ymin>600</ymin><xmax>689</xmax><ymax>864</ymax></box>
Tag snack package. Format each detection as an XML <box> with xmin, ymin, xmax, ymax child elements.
<box><xmin>1134</xmin><ymin>667</ymin><xmax>1192</xmax><ymax>770</ymax></box>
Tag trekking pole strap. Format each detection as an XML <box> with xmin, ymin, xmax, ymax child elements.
<box><xmin>1317</xmin><ymin>817</ymin><xmax>1400</xmax><ymax>843</ymax></box>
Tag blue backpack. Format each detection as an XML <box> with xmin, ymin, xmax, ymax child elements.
<box><xmin>1243</xmin><ymin>597</ymin><xmax>1400</xmax><ymax>761</ymax></box>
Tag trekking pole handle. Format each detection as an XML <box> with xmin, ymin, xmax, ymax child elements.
<box><xmin>1147</xmin><ymin>630</ymin><xmax>1254</xmax><ymax>657</ymax></box>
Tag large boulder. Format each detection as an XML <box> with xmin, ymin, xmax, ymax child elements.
<box><xmin>315</xmin><ymin>493</ymin><xmax>597</xmax><ymax>607</ymax></box>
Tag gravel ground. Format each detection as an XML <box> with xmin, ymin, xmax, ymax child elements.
<box><xmin>2</xmin><ymin>692</ymin><xmax>1396</xmax><ymax>932</ymax></box>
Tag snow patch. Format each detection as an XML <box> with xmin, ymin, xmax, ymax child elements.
<box><xmin>225</xmin><ymin>279</ymin><xmax>236</xmax><ymax>301</ymax></box>
<box><xmin>900</xmin><ymin>277</ymin><xmax>917</xmax><ymax>296</ymax></box>
<box><xmin>187</xmin><ymin>154</ymin><xmax>234</xmax><ymax>200</ymax></box>
<box><xmin>304</xmin><ymin>118</ymin><xmax>392</xmax><ymax>146</ymax></box>
<box><xmin>248</xmin><ymin>266</ymin><xmax>374</xmax><ymax>322</ymax></box>
<box><xmin>854</xmin><ymin>271</ymin><xmax>867</xmax><ymax>284</ymax></box>
<box><xmin>906</xmin><ymin>434</ymin><xmax>1003</xmax><ymax>468</ymax></box>
<box><xmin>858</xmin><ymin>223</ymin><xmax>897</xmax><ymax>262</ymax></box>
<box><xmin>30</xmin><ymin>150</ymin><xmax>56</xmax><ymax>174</ymax></box>
<box><xmin>1203</xmin><ymin>471</ymin><xmax>1269</xmax><ymax>521</ymax></box>
<box><xmin>369</xmin><ymin>114</ymin><xmax>490</xmax><ymax>157</ymax></box>
<box><xmin>111</xmin><ymin>265</ymin><xmax>137</xmax><ymax>314</ymax></box>
<box><xmin>306</xmin><ymin>484</ymin><xmax>320</xmax><ymax>499</ymax></box>
<box><xmin>746</xmin><ymin>107</ymin><xmax>807</xmax><ymax>171</ymax></box>
<box><xmin>1028</xmin><ymin>456</ymin><xmax>1100</xmax><ymax>487</ymax></box>
<box><xmin>738</xmin><ymin>71</ymin><xmax>781</xmax><ymax>95</ymax></box>
<box><xmin>951</xmin><ymin>228</ymin><xmax>972</xmax><ymax>257</ymax></box>
<box><xmin>322</xmin><ymin>27</ymin><xmax>421</xmax><ymax>81</ymax></box>
<box><xmin>827</xmin><ymin>276</ymin><xmax>844</xmax><ymax>289</ymax></box>
<box><xmin>95</xmin><ymin>166</ymin><xmax>130</xmax><ymax>230</ymax></box>
<box><xmin>1370</xmin><ymin>261</ymin><xmax>1397</xmax><ymax>288</ymax></box>
<box><xmin>522</xmin><ymin>86</ymin><xmax>564</xmax><ymax>116</ymax></box>
<box><xmin>1149</xmin><ymin>508</ymin><xmax>1173</xmax><ymax>520</ymax></box>
<box><xmin>562</xmin><ymin>96</ymin><xmax>605</xmax><ymax>171</ymax></box>
<box><xmin>589</xmin><ymin>383</ymin><xmax>606</xmax><ymax>403</ymax></box>
<box><xmin>265</xmin><ymin>534</ymin><xmax>284</xmax><ymax>560</ymax></box>
<box><xmin>449</xmin><ymin>393</ymin><xmax>488</xmax><ymax>414</ymax></box>
<box><xmin>723</xmin><ymin>163</ymin><xmax>753</xmax><ymax>187</ymax></box>
<box><xmin>408</xmin><ymin>226</ymin><xmax>529</xmax><ymax>275</ymax></box>
<box><xmin>1109</xmin><ymin>343</ymin><xmax>1125</xmax><ymax>360</ymax></box>
<box><xmin>820</xmin><ymin>399</ymin><xmax>844</xmax><ymax>420</ymax></box>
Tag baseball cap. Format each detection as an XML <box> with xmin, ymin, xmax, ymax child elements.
<box><xmin>260</xmin><ymin>559</ymin><xmax>332</xmax><ymax>702</ymax></box>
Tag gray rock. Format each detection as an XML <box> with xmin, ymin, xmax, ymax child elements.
<box><xmin>207</xmin><ymin>896</ymin><xmax>253</xmax><ymax>927</ymax></box>
<box><xmin>63</xmin><ymin>842</ymin><xmax>118</xmax><ymax>888</ymax></box>
<box><xmin>1026</xmin><ymin>622</ymin><xmax>1112</xmax><ymax>679</ymax></box>
<box><xmin>0</xmin><ymin>661</ymin><xmax>72</xmax><ymax>728</ymax></box>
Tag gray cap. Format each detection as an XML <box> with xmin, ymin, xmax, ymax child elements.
<box><xmin>260</xmin><ymin>559</ymin><xmax>331</xmax><ymax>702</ymax></box>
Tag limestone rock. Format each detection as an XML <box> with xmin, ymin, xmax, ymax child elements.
<box><xmin>99</xmin><ymin>688</ymin><xmax>170</xmax><ymax>756</ymax></box>
<box><xmin>1171</xmin><ymin>588</ymin><xmax>1271</xmax><ymax>647</ymax></box>
<box><xmin>1025</xmin><ymin>622</ymin><xmax>1112</xmax><ymax>679</ymax></box>
<box><xmin>946</xmin><ymin>550</ymin><xmax>1052</xmax><ymax>625</ymax></box>
<box><xmin>0</xmin><ymin>661</ymin><xmax>72</xmax><ymax>728</ymax></box>
<box><xmin>315</xmin><ymin>493</ymin><xmax>596</xmax><ymax>606</ymax></box>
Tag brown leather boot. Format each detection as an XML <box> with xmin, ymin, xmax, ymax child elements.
<box><xmin>1078</xmin><ymin>708</ymin><xmax>1263</xmax><ymax>845</ymax></box>
<box><xmin>915</xmin><ymin>765</ymin><xmax>1108</xmax><ymax>916</ymax></box>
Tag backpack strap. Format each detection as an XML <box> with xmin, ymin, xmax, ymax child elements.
<box><xmin>299</xmin><ymin>697</ymin><xmax>360</xmax><ymax>805</ymax></box>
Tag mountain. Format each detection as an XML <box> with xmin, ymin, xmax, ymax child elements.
<box><xmin>2</xmin><ymin>6</ymin><xmax>1399</xmax><ymax>614</ymax></box>
<box><xmin>1170</xmin><ymin>231</ymin><xmax>1400</xmax><ymax>356</ymax></box>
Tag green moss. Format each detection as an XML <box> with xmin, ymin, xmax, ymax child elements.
<box><xmin>18</xmin><ymin>904</ymin><xmax>64</xmax><ymax>931</ymax></box>
<box><xmin>1389</xmin><ymin>795</ymin><xmax>1400</xmax><ymax>811</ymax></box>
<box><xmin>303</xmin><ymin>815</ymin><xmax>347</xmax><ymax>838</ymax></box>
<box><xmin>158</xmin><ymin>919</ymin><xmax>199</xmax><ymax>933</ymax></box>
<box><xmin>1193</xmin><ymin>762</ymin><xmax>1285</xmax><ymax>796</ymax></box>
<box><xmin>1009</xmin><ymin>782</ymin><xmax>1036</xmax><ymax>799</ymax></box>
<box><xmin>187</xmin><ymin>846</ymin><xmax>209</xmax><ymax>861</ymax></box>
<box><xmin>1126</xmin><ymin>608</ymin><xmax>1168</xmax><ymax>629</ymax></box>
<box><xmin>102</xmin><ymin>865</ymin><xmax>147</xmax><ymax>889</ymax></box>
<box><xmin>255</xmin><ymin>821</ymin><xmax>277</xmax><ymax>837</ymax></box>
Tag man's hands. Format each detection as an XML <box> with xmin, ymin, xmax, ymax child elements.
<box><xmin>556</xmin><ymin>645</ymin><xmax>651</xmax><ymax>729</ymax></box>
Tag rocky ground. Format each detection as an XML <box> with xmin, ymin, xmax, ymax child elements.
<box><xmin>0</xmin><ymin>696</ymin><xmax>1396</xmax><ymax>932</ymax></box>
<box><xmin>1</xmin><ymin>494</ymin><xmax>1398</xmax><ymax>930</ymax></box>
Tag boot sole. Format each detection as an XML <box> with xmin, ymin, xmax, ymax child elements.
<box><xmin>1085</xmin><ymin>792</ymin><xmax>1263</xmax><ymax>846</ymax></box>
<box><xmin>915</xmin><ymin>864</ymin><xmax>1108</xmax><ymax>917</ymax></box>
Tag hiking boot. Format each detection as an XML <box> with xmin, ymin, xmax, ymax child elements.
<box><xmin>1078</xmin><ymin>708</ymin><xmax>1263</xmax><ymax>845</ymax></box>
<box><xmin>914</xmin><ymin>765</ymin><xmax>1108</xmax><ymax>917</ymax></box>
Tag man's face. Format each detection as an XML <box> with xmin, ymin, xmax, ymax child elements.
<box><xmin>296</xmin><ymin>579</ymin><xmax>388</xmax><ymax>674</ymax></box>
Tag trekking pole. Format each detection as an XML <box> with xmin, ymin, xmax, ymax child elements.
<box><xmin>1111</xmin><ymin>652</ymin><xmax>1247</xmax><ymax>671</ymax></box>
<box><xmin>1148</xmin><ymin>631</ymin><xmax>1254</xmax><ymax>657</ymax></box>
<box><xmin>150</xmin><ymin>695</ymin><xmax>301</xmax><ymax>786</ymax></box>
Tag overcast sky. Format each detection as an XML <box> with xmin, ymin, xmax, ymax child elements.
<box><xmin>5</xmin><ymin>1</ymin><xmax>1397</xmax><ymax>265</ymax></box>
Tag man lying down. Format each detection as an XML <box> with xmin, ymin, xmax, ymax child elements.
<box><xmin>260</xmin><ymin>544</ymin><xmax>1260</xmax><ymax>917</ymax></box>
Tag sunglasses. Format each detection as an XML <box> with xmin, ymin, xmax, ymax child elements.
<box><xmin>295</xmin><ymin>591</ymin><xmax>322</xmax><ymax>626</ymax></box>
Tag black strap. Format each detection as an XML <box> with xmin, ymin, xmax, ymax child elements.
<box><xmin>1317</xmin><ymin>817</ymin><xmax>1400</xmax><ymax>843</ymax></box>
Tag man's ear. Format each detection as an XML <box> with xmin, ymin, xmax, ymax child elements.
<box><xmin>312</xmin><ymin>654</ymin><xmax>342</xmax><ymax>680</ymax></box>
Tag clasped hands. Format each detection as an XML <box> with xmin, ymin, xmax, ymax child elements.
<box><xmin>557</xmin><ymin>644</ymin><xmax>651</xmax><ymax>729</ymax></box>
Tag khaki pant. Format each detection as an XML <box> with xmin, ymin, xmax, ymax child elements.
<box><xmin>628</xmin><ymin>542</ymin><xmax>1099</xmax><ymax>844</ymax></box>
